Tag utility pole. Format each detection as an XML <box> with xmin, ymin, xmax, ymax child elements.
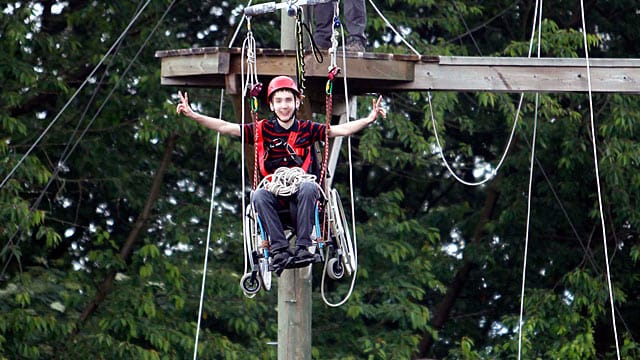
<box><xmin>278</xmin><ymin>2</ymin><xmax>312</xmax><ymax>360</ymax></box>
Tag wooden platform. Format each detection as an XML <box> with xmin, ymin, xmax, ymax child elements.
<box><xmin>155</xmin><ymin>47</ymin><xmax>640</xmax><ymax>94</ymax></box>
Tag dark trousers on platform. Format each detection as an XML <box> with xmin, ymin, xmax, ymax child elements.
<box><xmin>313</xmin><ymin>0</ymin><xmax>366</xmax><ymax>49</ymax></box>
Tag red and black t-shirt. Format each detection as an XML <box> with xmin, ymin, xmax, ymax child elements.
<box><xmin>242</xmin><ymin>118</ymin><xmax>327</xmax><ymax>175</ymax></box>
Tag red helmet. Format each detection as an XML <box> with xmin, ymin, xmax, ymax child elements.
<box><xmin>267</xmin><ymin>76</ymin><xmax>300</xmax><ymax>100</ymax></box>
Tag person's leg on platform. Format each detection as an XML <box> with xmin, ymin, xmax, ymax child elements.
<box><xmin>344</xmin><ymin>0</ymin><xmax>367</xmax><ymax>51</ymax></box>
<box><xmin>313</xmin><ymin>2</ymin><xmax>333</xmax><ymax>49</ymax></box>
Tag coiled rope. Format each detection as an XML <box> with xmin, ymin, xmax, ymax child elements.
<box><xmin>259</xmin><ymin>166</ymin><xmax>318</xmax><ymax>197</ymax></box>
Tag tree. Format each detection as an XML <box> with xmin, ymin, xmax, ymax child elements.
<box><xmin>1</xmin><ymin>0</ymin><xmax>639</xmax><ymax>359</ymax></box>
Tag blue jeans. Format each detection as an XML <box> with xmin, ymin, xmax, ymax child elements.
<box><xmin>313</xmin><ymin>0</ymin><xmax>366</xmax><ymax>49</ymax></box>
<box><xmin>251</xmin><ymin>182</ymin><xmax>318</xmax><ymax>252</ymax></box>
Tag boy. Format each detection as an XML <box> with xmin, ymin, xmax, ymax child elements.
<box><xmin>176</xmin><ymin>76</ymin><xmax>385</xmax><ymax>271</ymax></box>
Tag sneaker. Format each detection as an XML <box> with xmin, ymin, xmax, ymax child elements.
<box><xmin>294</xmin><ymin>246</ymin><xmax>315</xmax><ymax>261</ymax></box>
<box><xmin>271</xmin><ymin>248</ymin><xmax>292</xmax><ymax>269</ymax></box>
<box><xmin>344</xmin><ymin>36</ymin><xmax>366</xmax><ymax>52</ymax></box>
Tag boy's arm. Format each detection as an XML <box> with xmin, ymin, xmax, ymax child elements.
<box><xmin>328</xmin><ymin>96</ymin><xmax>386</xmax><ymax>138</ymax></box>
<box><xmin>176</xmin><ymin>91</ymin><xmax>241</xmax><ymax>136</ymax></box>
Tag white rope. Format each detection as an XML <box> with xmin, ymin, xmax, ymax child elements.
<box><xmin>368</xmin><ymin>0</ymin><xmax>622</xmax><ymax>356</ymax></box>
<box><xmin>320</xmin><ymin>26</ymin><xmax>358</xmax><ymax>307</ymax></box>
<box><xmin>0</xmin><ymin>0</ymin><xmax>153</xmax><ymax>190</ymax></box>
<box><xmin>192</xmin><ymin>119</ymin><xmax>222</xmax><ymax>360</ymax></box>
<box><xmin>193</xmin><ymin>4</ymin><xmax>252</xmax><ymax>358</ymax></box>
<box><xmin>0</xmin><ymin>0</ymin><xmax>178</xmax><ymax>278</ymax></box>
<box><xmin>517</xmin><ymin>1</ymin><xmax>543</xmax><ymax>357</ymax></box>
<box><xmin>368</xmin><ymin>0</ymin><xmax>522</xmax><ymax>187</ymax></box>
<box><xmin>367</xmin><ymin>0</ymin><xmax>420</xmax><ymax>55</ymax></box>
<box><xmin>239</xmin><ymin>17</ymin><xmax>259</xmax><ymax>280</ymax></box>
<box><xmin>259</xmin><ymin>167</ymin><xmax>317</xmax><ymax>196</ymax></box>
<box><xmin>517</xmin><ymin>95</ymin><xmax>538</xmax><ymax>360</ymax></box>
<box><xmin>427</xmin><ymin>93</ymin><xmax>523</xmax><ymax>186</ymax></box>
<box><xmin>579</xmin><ymin>1</ymin><xmax>621</xmax><ymax>358</ymax></box>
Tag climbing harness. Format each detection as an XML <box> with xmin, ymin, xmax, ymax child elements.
<box><xmin>254</xmin><ymin>120</ymin><xmax>314</xmax><ymax>179</ymax></box>
<box><xmin>236</xmin><ymin>1</ymin><xmax>359</xmax><ymax>307</ymax></box>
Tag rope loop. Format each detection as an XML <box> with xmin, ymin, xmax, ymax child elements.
<box><xmin>259</xmin><ymin>167</ymin><xmax>317</xmax><ymax>197</ymax></box>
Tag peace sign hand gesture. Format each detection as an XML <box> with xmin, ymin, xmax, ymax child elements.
<box><xmin>367</xmin><ymin>95</ymin><xmax>386</xmax><ymax>124</ymax></box>
<box><xmin>176</xmin><ymin>91</ymin><xmax>195</xmax><ymax>118</ymax></box>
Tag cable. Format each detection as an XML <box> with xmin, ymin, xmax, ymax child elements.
<box><xmin>192</xmin><ymin>106</ymin><xmax>223</xmax><ymax>360</ymax></box>
<box><xmin>579</xmin><ymin>1</ymin><xmax>621</xmax><ymax>358</ymax></box>
<box><xmin>1</xmin><ymin>0</ymin><xmax>175</xmax><ymax>280</ymax></box>
<box><xmin>367</xmin><ymin>0</ymin><xmax>420</xmax><ymax>55</ymax></box>
<box><xmin>321</xmin><ymin>26</ymin><xmax>358</xmax><ymax>307</ymax></box>
<box><xmin>518</xmin><ymin>2</ymin><xmax>543</xmax><ymax>358</ymax></box>
<box><xmin>368</xmin><ymin>0</ymin><xmax>523</xmax><ymax>187</ymax></box>
<box><xmin>192</xmin><ymin>4</ymin><xmax>252</xmax><ymax>359</ymax></box>
<box><xmin>369</xmin><ymin>0</ymin><xmax>624</xmax><ymax>356</ymax></box>
<box><xmin>0</xmin><ymin>0</ymin><xmax>153</xmax><ymax>190</ymax></box>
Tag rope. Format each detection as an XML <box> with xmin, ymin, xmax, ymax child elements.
<box><xmin>369</xmin><ymin>1</ymin><xmax>623</xmax><ymax>356</ymax></box>
<box><xmin>371</xmin><ymin>0</ymin><xmax>623</xmax><ymax>355</ymax></box>
<box><xmin>320</xmin><ymin>25</ymin><xmax>358</xmax><ymax>307</ymax></box>
<box><xmin>517</xmin><ymin>1</ymin><xmax>543</xmax><ymax>357</ymax></box>
<box><xmin>192</xmin><ymin>3</ymin><xmax>252</xmax><ymax>359</ymax></box>
<box><xmin>258</xmin><ymin>167</ymin><xmax>317</xmax><ymax>197</ymax></box>
<box><xmin>579</xmin><ymin>0</ymin><xmax>621</xmax><ymax>358</ymax></box>
<box><xmin>367</xmin><ymin>0</ymin><xmax>420</xmax><ymax>55</ymax></box>
<box><xmin>0</xmin><ymin>0</ymin><xmax>153</xmax><ymax>190</ymax></box>
<box><xmin>0</xmin><ymin>0</ymin><xmax>175</xmax><ymax>279</ymax></box>
<box><xmin>368</xmin><ymin>0</ymin><xmax>521</xmax><ymax>186</ymax></box>
<box><xmin>238</xmin><ymin>17</ymin><xmax>261</xmax><ymax>190</ymax></box>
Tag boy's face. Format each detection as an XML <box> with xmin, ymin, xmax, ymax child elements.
<box><xmin>269</xmin><ymin>89</ymin><xmax>299</xmax><ymax>122</ymax></box>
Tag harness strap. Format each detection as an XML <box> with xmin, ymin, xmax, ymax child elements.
<box><xmin>319</xmin><ymin>66</ymin><xmax>340</xmax><ymax>186</ymax></box>
<box><xmin>255</xmin><ymin>120</ymin><xmax>314</xmax><ymax>180</ymax></box>
<box><xmin>250</xmin><ymin>84</ymin><xmax>262</xmax><ymax>190</ymax></box>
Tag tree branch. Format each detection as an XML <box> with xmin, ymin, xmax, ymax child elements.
<box><xmin>415</xmin><ymin>186</ymin><xmax>499</xmax><ymax>357</ymax></box>
<box><xmin>71</xmin><ymin>134</ymin><xmax>177</xmax><ymax>336</ymax></box>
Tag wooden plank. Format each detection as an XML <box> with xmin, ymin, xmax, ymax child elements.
<box><xmin>439</xmin><ymin>55</ymin><xmax>640</xmax><ymax>67</ymax></box>
<box><xmin>156</xmin><ymin>47</ymin><xmax>640</xmax><ymax>93</ymax></box>
<box><xmin>393</xmin><ymin>57</ymin><xmax>640</xmax><ymax>93</ymax></box>
<box><xmin>225</xmin><ymin>50</ymin><xmax>415</xmax><ymax>81</ymax></box>
<box><xmin>160</xmin><ymin>51</ymin><xmax>229</xmax><ymax>77</ymax></box>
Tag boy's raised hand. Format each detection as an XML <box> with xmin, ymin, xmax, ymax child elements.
<box><xmin>176</xmin><ymin>91</ymin><xmax>193</xmax><ymax>117</ymax></box>
<box><xmin>371</xmin><ymin>95</ymin><xmax>387</xmax><ymax>120</ymax></box>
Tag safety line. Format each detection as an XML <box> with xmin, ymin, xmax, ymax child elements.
<box><xmin>579</xmin><ymin>1</ymin><xmax>621</xmax><ymax>358</ymax></box>
<box><xmin>192</xmin><ymin>3</ymin><xmax>252</xmax><ymax>359</ymax></box>
<box><xmin>192</xmin><ymin>104</ymin><xmax>223</xmax><ymax>360</ymax></box>
<box><xmin>517</xmin><ymin>1</ymin><xmax>543</xmax><ymax>357</ymax></box>
<box><xmin>369</xmin><ymin>0</ymin><xmax>523</xmax><ymax>187</ymax></box>
<box><xmin>367</xmin><ymin>0</ymin><xmax>419</xmax><ymax>55</ymax></box>
<box><xmin>0</xmin><ymin>0</ymin><xmax>175</xmax><ymax>280</ymax></box>
<box><xmin>321</xmin><ymin>26</ymin><xmax>358</xmax><ymax>307</ymax></box>
<box><xmin>369</xmin><ymin>0</ymin><xmax>624</xmax><ymax>356</ymax></box>
<box><xmin>0</xmin><ymin>0</ymin><xmax>152</xmax><ymax>190</ymax></box>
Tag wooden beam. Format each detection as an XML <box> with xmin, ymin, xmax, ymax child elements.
<box><xmin>396</xmin><ymin>56</ymin><xmax>640</xmax><ymax>93</ymax></box>
<box><xmin>155</xmin><ymin>47</ymin><xmax>640</xmax><ymax>94</ymax></box>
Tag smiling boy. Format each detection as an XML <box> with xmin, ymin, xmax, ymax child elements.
<box><xmin>176</xmin><ymin>75</ymin><xmax>385</xmax><ymax>272</ymax></box>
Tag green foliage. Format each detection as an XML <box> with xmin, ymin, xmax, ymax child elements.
<box><xmin>2</xmin><ymin>0</ymin><xmax>640</xmax><ymax>359</ymax></box>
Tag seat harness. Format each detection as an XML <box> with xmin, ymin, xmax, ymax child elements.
<box><xmin>254</xmin><ymin>119</ymin><xmax>313</xmax><ymax>179</ymax></box>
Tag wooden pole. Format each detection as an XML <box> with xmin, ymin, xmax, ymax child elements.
<box><xmin>278</xmin><ymin>3</ymin><xmax>312</xmax><ymax>360</ymax></box>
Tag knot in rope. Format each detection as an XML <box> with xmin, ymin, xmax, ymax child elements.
<box><xmin>261</xmin><ymin>167</ymin><xmax>316</xmax><ymax>197</ymax></box>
